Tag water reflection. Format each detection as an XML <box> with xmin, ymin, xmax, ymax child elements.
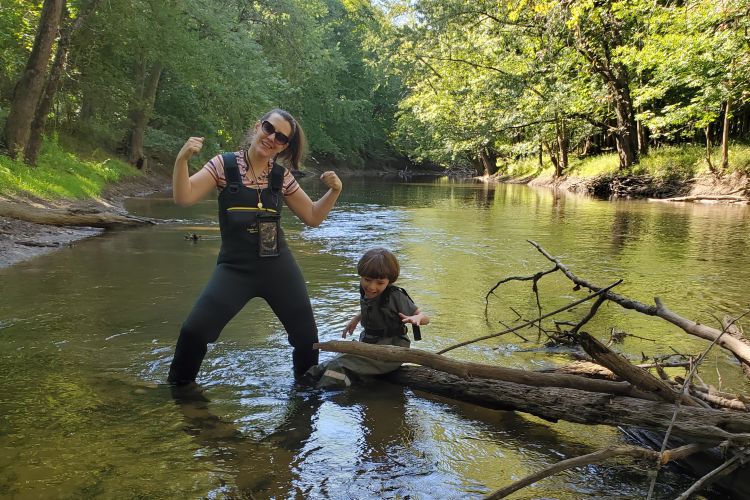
<box><xmin>609</xmin><ymin>205</ymin><xmax>646</xmax><ymax>253</ymax></box>
<box><xmin>168</xmin><ymin>383</ymin><xmax>320</xmax><ymax>497</ymax></box>
<box><xmin>1</xmin><ymin>176</ymin><xmax>748</xmax><ymax>497</ymax></box>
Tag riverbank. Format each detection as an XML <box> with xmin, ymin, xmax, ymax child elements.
<box><xmin>0</xmin><ymin>172</ymin><xmax>169</xmax><ymax>269</ymax></box>
<box><xmin>491</xmin><ymin>170</ymin><xmax>750</xmax><ymax>204</ymax></box>
<box><xmin>0</xmin><ymin>155</ymin><xmax>429</xmax><ymax>269</ymax></box>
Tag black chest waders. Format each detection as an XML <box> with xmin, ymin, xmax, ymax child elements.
<box><xmin>361</xmin><ymin>286</ymin><xmax>422</xmax><ymax>342</ymax></box>
<box><xmin>167</xmin><ymin>152</ymin><xmax>319</xmax><ymax>385</ymax></box>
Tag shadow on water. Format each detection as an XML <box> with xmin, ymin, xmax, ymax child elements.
<box><xmin>164</xmin><ymin>380</ymin><xmax>422</xmax><ymax>498</ymax></box>
<box><xmin>163</xmin><ymin>376</ymin><xmax>704</xmax><ymax>500</ymax></box>
<box><xmin>168</xmin><ymin>382</ymin><xmax>320</xmax><ymax>498</ymax></box>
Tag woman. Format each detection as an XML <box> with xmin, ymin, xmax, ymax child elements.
<box><xmin>167</xmin><ymin>108</ymin><xmax>342</xmax><ymax>385</ymax></box>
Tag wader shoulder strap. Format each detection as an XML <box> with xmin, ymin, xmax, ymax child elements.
<box><xmin>221</xmin><ymin>152</ymin><xmax>242</xmax><ymax>189</ymax></box>
<box><xmin>270</xmin><ymin>162</ymin><xmax>284</xmax><ymax>192</ymax></box>
<box><xmin>392</xmin><ymin>286</ymin><xmax>422</xmax><ymax>341</ymax></box>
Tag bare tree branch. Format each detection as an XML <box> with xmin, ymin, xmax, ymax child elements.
<box><xmin>674</xmin><ymin>451</ymin><xmax>749</xmax><ymax>500</ymax></box>
<box><xmin>440</xmin><ymin>280</ymin><xmax>622</xmax><ymax>354</ymax></box>
<box><xmin>484</xmin><ymin>443</ymin><xmax>713</xmax><ymax>499</ymax></box>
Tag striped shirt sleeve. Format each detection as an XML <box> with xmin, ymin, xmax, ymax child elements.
<box><xmin>282</xmin><ymin>168</ymin><xmax>300</xmax><ymax>196</ymax></box>
<box><xmin>201</xmin><ymin>154</ymin><xmax>225</xmax><ymax>188</ymax></box>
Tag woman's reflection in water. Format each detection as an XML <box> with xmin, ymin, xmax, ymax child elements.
<box><xmin>169</xmin><ymin>383</ymin><xmax>320</xmax><ymax>497</ymax></box>
<box><xmin>168</xmin><ymin>380</ymin><xmax>413</xmax><ymax>498</ymax></box>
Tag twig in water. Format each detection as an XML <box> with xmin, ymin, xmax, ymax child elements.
<box><xmin>483</xmin><ymin>443</ymin><xmax>710</xmax><ymax>499</ymax></box>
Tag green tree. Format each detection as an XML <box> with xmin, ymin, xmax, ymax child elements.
<box><xmin>625</xmin><ymin>0</ymin><xmax>750</xmax><ymax>173</ymax></box>
<box><xmin>25</xmin><ymin>0</ymin><xmax>99</xmax><ymax>165</ymax></box>
<box><xmin>1</xmin><ymin>0</ymin><xmax>64</xmax><ymax>160</ymax></box>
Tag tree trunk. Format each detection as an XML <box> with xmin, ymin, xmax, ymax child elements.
<box><xmin>78</xmin><ymin>80</ymin><xmax>96</xmax><ymax>125</ymax></box>
<box><xmin>126</xmin><ymin>60</ymin><xmax>163</xmax><ymax>168</ymax></box>
<box><xmin>571</xmin><ymin>6</ymin><xmax>638</xmax><ymax>171</ymax></box>
<box><xmin>1</xmin><ymin>0</ymin><xmax>65</xmax><ymax>160</ymax></box>
<box><xmin>384</xmin><ymin>366</ymin><xmax>750</xmax><ymax>444</ymax></box>
<box><xmin>543</xmin><ymin>140</ymin><xmax>559</xmax><ymax>175</ymax></box>
<box><xmin>538</xmin><ymin>140</ymin><xmax>543</xmax><ymax>169</ymax></box>
<box><xmin>24</xmin><ymin>0</ymin><xmax>98</xmax><ymax>165</ymax></box>
<box><xmin>25</xmin><ymin>1</ymin><xmax>70</xmax><ymax>165</ymax></box>
<box><xmin>479</xmin><ymin>147</ymin><xmax>498</xmax><ymax>176</ymax></box>
<box><xmin>721</xmin><ymin>100</ymin><xmax>731</xmax><ymax>171</ymax></box>
<box><xmin>637</xmin><ymin>117</ymin><xmax>648</xmax><ymax>156</ymax></box>
<box><xmin>705</xmin><ymin>126</ymin><xmax>716</xmax><ymax>174</ymax></box>
<box><xmin>611</xmin><ymin>77</ymin><xmax>638</xmax><ymax>170</ymax></box>
<box><xmin>555</xmin><ymin>113</ymin><xmax>568</xmax><ymax>177</ymax></box>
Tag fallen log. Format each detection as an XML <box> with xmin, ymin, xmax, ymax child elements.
<box><xmin>0</xmin><ymin>201</ymin><xmax>155</xmax><ymax>228</ymax></box>
<box><xmin>539</xmin><ymin>360</ymin><xmax>692</xmax><ymax>379</ymax></box>
<box><xmin>649</xmin><ymin>194</ymin><xmax>749</xmax><ymax>203</ymax></box>
<box><xmin>315</xmin><ymin>340</ymin><xmax>656</xmax><ymax>400</ymax></box>
<box><xmin>576</xmin><ymin>331</ymin><xmax>700</xmax><ymax>406</ymax></box>
<box><xmin>14</xmin><ymin>240</ymin><xmax>67</xmax><ymax>247</ymax></box>
<box><xmin>382</xmin><ymin>365</ymin><xmax>750</xmax><ymax>444</ymax></box>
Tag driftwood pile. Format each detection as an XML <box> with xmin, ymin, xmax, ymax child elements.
<box><xmin>316</xmin><ymin>241</ymin><xmax>750</xmax><ymax>499</ymax></box>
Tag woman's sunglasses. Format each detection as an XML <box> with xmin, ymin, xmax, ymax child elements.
<box><xmin>261</xmin><ymin>120</ymin><xmax>290</xmax><ymax>146</ymax></box>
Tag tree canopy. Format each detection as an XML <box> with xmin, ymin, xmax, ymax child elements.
<box><xmin>1</xmin><ymin>0</ymin><xmax>748</xmax><ymax>176</ymax></box>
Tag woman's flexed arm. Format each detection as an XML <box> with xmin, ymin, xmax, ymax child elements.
<box><xmin>284</xmin><ymin>171</ymin><xmax>342</xmax><ymax>227</ymax></box>
<box><xmin>173</xmin><ymin>137</ymin><xmax>217</xmax><ymax>207</ymax></box>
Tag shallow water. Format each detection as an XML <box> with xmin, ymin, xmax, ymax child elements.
<box><xmin>1</xmin><ymin>175</ymin><xmax>748</xmax><ymax>498</ymax></box>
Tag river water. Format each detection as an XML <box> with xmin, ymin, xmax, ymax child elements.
<box><xmin>1</xmin><ymin>176</ymin><xmax>749</xmax><ymax>499</ymax></box>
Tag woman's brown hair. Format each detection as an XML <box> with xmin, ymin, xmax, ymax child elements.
<box><xmin>243</xmin><ymin>108</ymin><xmax>307</xmax><ymax>170</ymax></box>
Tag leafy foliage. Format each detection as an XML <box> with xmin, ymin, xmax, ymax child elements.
<box><xmin>0</xmin><ymin>0</ymin><xmax>748</xmax><ymax>179</ymax></box>
<box><xmin>0</xmin><ymin>136</ymin><xmax>140</xmax><ymax>198</ymax></box>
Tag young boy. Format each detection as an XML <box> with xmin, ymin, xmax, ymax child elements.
<box><xmin>303</xmin><ymin>248</ymin><xmax>429</xmax><ymax>389</ymax></box>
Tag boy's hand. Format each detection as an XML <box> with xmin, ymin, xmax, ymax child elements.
<box><xmin>399</xmin><ymin>311</ymin><xmax>427</xmax><ymax>326</ymax></box>
<box><xmin>342</xmin><ymin>315</ymin><xmax>361</xmax><ymax>338</ymax></box>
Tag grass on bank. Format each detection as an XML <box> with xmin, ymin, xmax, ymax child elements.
<box><xmin>504</xmin><ymin>143</ymin><xmax>750</xmax><ymax>180</ymax></box>
<box><xmin>0</xmin><ymin>138</ymin><xmax>141</xmax><ymax>200</ymax></box>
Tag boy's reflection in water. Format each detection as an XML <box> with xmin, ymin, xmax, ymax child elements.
<box><xmin>168</xmin><ymin>380</ymin><xmax>413</xmax><ymax>498</ymax></box>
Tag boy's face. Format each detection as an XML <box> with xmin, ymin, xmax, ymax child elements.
<box><xmin>360</xmin><ymin>276</ymin><xmax>390</xmax><ymax>299</ymax></box>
